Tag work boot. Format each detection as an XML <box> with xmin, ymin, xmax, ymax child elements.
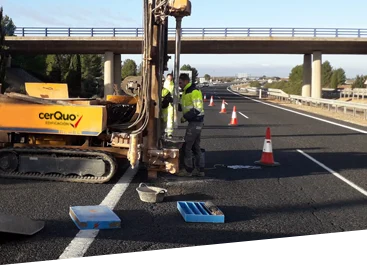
<box><xmin>192</xmin><ymin>169</ymin><xmax>205</xmax><ymax>177</ymax></box>
<box><xmin>176</xmin><ymin>168</ymin><xmax>192</xmax><ymax>177</ymax></box>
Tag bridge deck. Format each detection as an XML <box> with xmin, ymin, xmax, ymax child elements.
<box><xmin>5</xmin><ymin>36</ymin><xmax>367</xmax><ymax>54</ymax></box>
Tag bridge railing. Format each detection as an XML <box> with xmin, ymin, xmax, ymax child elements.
<box><xmin>12</xmin><ymin>27</ymin><xmax>367</xmax><ymax>38</ymax></box>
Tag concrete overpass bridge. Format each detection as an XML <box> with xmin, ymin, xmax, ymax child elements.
<box><xmin>5</xmin><ymin>27</ymin><xmax>367</xmax><ymax>98</ymax></box>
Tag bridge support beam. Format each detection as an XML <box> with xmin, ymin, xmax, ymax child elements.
<box><xmin>104</xmin><ymin>51</ymin><xmax>114</xmax><ymax>98</ymax></box>
<box><xmin>114</xmin><ymin>54</ymin><xmax>122</xmax><ymax>94</ymax></box>
<box><xmin>302</xmin><ymin>54</ymin><xmax>311</xmax><ymax>97</ymax></box>
<box><xmin>312</xmin><ymin>51</ymin><xmax>322</xmax><ymax>98</ymax></box>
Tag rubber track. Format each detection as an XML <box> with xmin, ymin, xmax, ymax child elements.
<box><xmin>0</xmin><ymin>147</ymin><xmax>117</xmax><ymax>184</ymax></box>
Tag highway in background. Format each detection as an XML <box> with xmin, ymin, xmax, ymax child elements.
<box><xmin>0</xmin><ymin>84</ymin><xmax>366</xmax><ymax>264</ymax></box>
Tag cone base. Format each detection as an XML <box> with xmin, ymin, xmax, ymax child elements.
<box><xmin>220</xmin><ymin>111</ymin><xmax>227</xmax><ymax>113</ymax></box>
<box><xmin>228</xmin><ymin>123</ymin><xmax>238</xmax><ymax>126</ymax></box>
<box><xmin>254</xmin><ymin>160</ymin><xmax>280</xmax><ymax>167</ymax></box>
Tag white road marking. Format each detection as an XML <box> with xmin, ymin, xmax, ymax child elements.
<box><xmin>297</xmin><ymin>149</ymin><xmax>367</xmax><ymax>197</ymax></box>
<box><xmin>58</xmin><ymin>162</ymin><xmax>140</xmax><ymax>259</ymax></box>
<box><xmin>227</xmin><ymin>88</ymin><xmax>367</xmax><ymax>134</ymax></box>
<box><xmin>239</xmin><ymin>112</ymin><xmax>249</xmax><ymax>119</ymax></box>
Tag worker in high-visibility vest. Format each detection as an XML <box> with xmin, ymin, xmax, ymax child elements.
<box><xmin>176</xmin><ymin>73</ymin><xmax>205</xmax><ymax>177</ymax></box>
<box><xmin>161</xmin><ymin>74</ymin><xmax>174</xmax><ymax>137</ymax></box>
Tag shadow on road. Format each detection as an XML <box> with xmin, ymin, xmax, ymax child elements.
<box><xmin>0</xmin><ymin>177</ymin><xmax>367</xmax><ymax>263</ymax></box>
<box><xmin>164</xmin><ymin>193</ymin><xmax>214</xmax><ymax>202</ymax></box>
<box><xmin>202</xmin><ymin>124</ymin><xmax>294</xmax><ymax>129</ymax></box>
<box><xmin>193</xmin><ymin>148</ymin><xmax>367</xmax><ymax>181</ymax></box>
<box><xmin>201</xmin><ymin>132</ymin><xmax>362</xmax><ymax>139</ymax></box>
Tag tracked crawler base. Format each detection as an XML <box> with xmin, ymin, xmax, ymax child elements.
<box><xmin>0</xmin><ymin>147</ymin><xmax>117</xmax><ymax>184</ymax></box>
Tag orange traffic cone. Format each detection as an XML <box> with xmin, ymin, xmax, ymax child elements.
<box><xmin>219</xmin><ymin>100</ymin><xmax>227</xmax><ymax>113</ymax></box>
<box><xmin>203</xmin><ymin>94</ymin><xmax>207</xmax><ymax>102</ymax></box>
<box><xmin>254</xmin><ymin>127</ymin><xmax>280</xmax><ymax>166</ymax></box>
<box><xmin>228</xmin><ymin>106</ymin><xmax>238</xmax><ymax>126</ymax></box>
<box><xmin>208</xmin><ymin>96</ymin><xmax>214</xmax><ymax>106</ymax></box>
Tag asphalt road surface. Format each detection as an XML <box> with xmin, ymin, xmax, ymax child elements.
<box><xmin>0</xmin><ymin>84</ymin><xmax>366</xmax><ymax>264</ymax></box>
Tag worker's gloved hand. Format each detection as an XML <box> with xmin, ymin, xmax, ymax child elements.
<box><xmin>180</xmin><ymin>117</ymin><xmax>186</xmax><ymax>123</ymax></box>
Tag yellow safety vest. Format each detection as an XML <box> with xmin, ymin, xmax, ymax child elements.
<box><xmin>181</xmin><ymin>82</ymin><xmax>204</xmax><ymax>122</ymax></box>
<box><xmin>164</xmin><ymin>80</ymin><xmax>174</xmax><ymax>94</ymax></box>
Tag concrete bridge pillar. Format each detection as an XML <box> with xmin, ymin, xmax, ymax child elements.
<box><xmin>104</xmin><ymin>51</ymin><xmax>114</xmax><ymax>98</ymax></box>
<box><xmin>302</xmin><ymin>54</ymin><xmax>311</xmax><ymax>97</ymax></box>
<box><xmin>311</xmin><ymin>51</ymin><xmax>322</xmax><ymax>98</ymax></box>
<box><xmin>113</xmin><ymin>54</ymin><xmax>122</xmax><ymax>94</ymax></box>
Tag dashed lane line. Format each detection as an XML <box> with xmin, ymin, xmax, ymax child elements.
<box><xmin>298</xmin><ymin>149</ymin><xmax>367</xmax><ymax>197</ymax></box>
<box><xmin>238</xmin><ymin>112</ymin><xmax>249</xmax><ymax>119</ymax></box>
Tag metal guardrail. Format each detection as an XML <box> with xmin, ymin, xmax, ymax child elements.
<box><xmin>230</xmin><ymin>85</ymin><xmax>367</xmax><ymax>120</ymax></box>
<box><xmin>340</xmin><ymin>88</ymin><xmax>367</xmax><ymax>99</ymax></box>
<box><xmin>11</xmin><ymin>27</ymin><xmax>367</xmax><ymax>38</ymax></box>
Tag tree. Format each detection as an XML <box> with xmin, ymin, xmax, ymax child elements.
<box><xmin>0</xmin><ymin>7</ymin><xmax>11</xmax><ymax>93</ymax></box>
<box><xmin>330</xmin><ymin>68</ymin><xmax>346</xmax><ymax>88</ymax></box>
<box><xmin>65</xmin><ymin>55</ymin><xmax>82</xmax><ymax>97</ymax></box>
<box><xmin>352</xmin><ymin>75</ymin><xmax>367</xmax><ymax>88</ymax></box>
<box><xmin>283</xmin><ymin>65</ymin><xmax>303</xmax><ymax>95</ymax></box>
<box><xmin>204</xmin><ymin>74</ymin><xmax>211</xmax><ymax>81</ymax></box>
<box><xmin>12</xmin><ymin>55</ymin><xmax>47</xmax><ymax>78</ymax></box>
<box><xmin>180</xmin><ymin>64</ymin><xmax>198</xmax><ymax>83</ymax></box>
<box><xmin>322</xmin><ymin>61</ymin><xmax>333</xmax><ymax>87</ymax></box>
<box><xmin>249</xmin><ymin>80</ymin><xmax>261</xmax><ymax>87</ymax></box>
<box><xmin>121</xmin><ymin>59</ymin><xmax>137</xmax><ymax>80</ymax></box>
<box><xmin>45</xmin><ymin>55</ymin><xmax>63</xmax><ymax>82</ymax></box>
<box><xmin>264</xmin><ymin>80</ymin><xmax>287</xmax><ymax>89</ymax></box>
<box><xmin>330</xmin><ymin>73</ymin><xmax>338</xmax><ymax>89</ymax></box>
<box><xmin>3</xmin><ymin>14</ymin><xmax>15</xmax><ymax>36</ymax></box>
<box><xmin>288</xmin><ymin>65</ymin><xmax>303</xmax><ymax>82</ymax></box>
<box><xmin>81</xmin><ymin>55</ymin><xmax>103</xmax><ymax>97</ymax></box>
<box><xmin>136</xmin><ymin>62</ymin><xmax>142</xmax><ymax>76</ymax></box>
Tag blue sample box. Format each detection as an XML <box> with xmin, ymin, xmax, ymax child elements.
<box><xmin>177</xmin><ymin>201</ymin><xmax>225</xmax><ymax>223</ymax></box>
<box><xmin>69</xmin><ymin>205</ymin><xmax>121</xmax><ymax>230</ymax></box>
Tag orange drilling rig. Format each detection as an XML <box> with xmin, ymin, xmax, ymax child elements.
<box><xmin>0</xmin><ymin>0</ymin><xmax>191</xmax><ymax>184</ymax></box>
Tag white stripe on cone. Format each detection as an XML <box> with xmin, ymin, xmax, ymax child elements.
<box><xmin>209</xmin><ymin>96</ymin><xmax>214</xmax><ymax>106</ymax></box>
<box><xmin>232</xmin><ymin>110</ymin><xmax>237</xmax><ymax>118</ymax></box>
<box><xmin>263</xmin><ymin>140</ymin><xmax>272</xmax><ymax>152</ymax></box>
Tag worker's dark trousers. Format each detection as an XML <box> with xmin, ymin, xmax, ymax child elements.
<box><xmin>183</xmin><ymin>121</ymin><xmax>203</xmax><ymax>172</ymax></box>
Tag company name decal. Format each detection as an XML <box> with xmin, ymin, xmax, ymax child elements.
<box><xmin>39</xmin><ymin>111</ymin><xmax>83</xmax><ymax>128</ymax></box>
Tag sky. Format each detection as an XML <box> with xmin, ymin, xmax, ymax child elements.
<box><xmin>2</xmin><ymin>0</ymin><xmax>367</xmax><ymax>78</ymax></box>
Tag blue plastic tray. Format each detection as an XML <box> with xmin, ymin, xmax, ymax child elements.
<box><xmin>177</xmin><ymin>201</ymin><xmax>225</xmax><ymax>223</ymax></box>
<box><xmin>69</xmin><ymin>205</ymin><xmax>121</xmax><ymax>230</ymax></box>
